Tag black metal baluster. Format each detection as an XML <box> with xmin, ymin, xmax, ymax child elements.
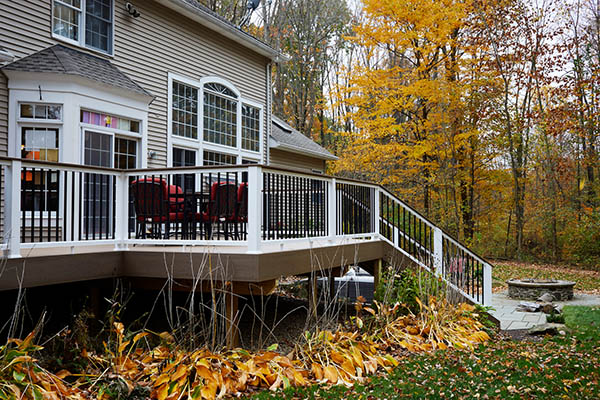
<box><xmin>294</xmin><ymin>175</ymin><xmax>298</xmax><ymax>238</ymax></box>
<box><xmin>38</xmin><ymin>169</ymin><xmax>43</xmax><ymax>243</ymax></box>
<box><xmin>59</xmin><ymin>170</ymin><xmax>64</xmax><ymax>241</ymax></box>
<box><xmin>85</xmin><ymin>173</ymin><xmax>90</xmax><ymax>241</ymax></box>
<box><xmin>112</xmin><ymin>174</ymin><xmax>116</xmax><ymax>240</ymax></box>
<box><xmin>285</xmin><ymin>174</ymin><xmax>289</xmax><ymax>238</ymax></box>
<box><xmin>46</xmin><ymin>170</ymin><xmax>51</xmax><ymax>242</ymax></box>
<box><xmin>92</xmin><ymin>173</ymin><xmax>98</xmax><ymax>240</ymax></box>
<box><xmin>477</xmin><ymin>262</ymin><xmax>481</xmax><ymax>302</ymax></box>
<box><xmin>78</xmin><ymin>172</ymin><xmax>82</xmax><ymax>241</ymax></box>
<box><xmin>315</xmin><ymin>178</ymin><xmax>318</xmax><ymax>237</ymax></box>
<box><xmin>21</xmin><ymin>167</ymin><xmax>26</xmax><ymax>243</ymax></box>
<box><xmin>262</xmin><ymin>173</ymin><xmax>266</xmax><ymax>240</ymax></box>
<box><xmin>99</xmin><ymin>174</ymin><xmax>104</xmax><ymax>239</ymax></box>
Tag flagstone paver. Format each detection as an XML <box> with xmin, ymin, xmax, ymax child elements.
<box><xmin>490</xmin><ymin>291</ymin><xmax>600</xmax><ymax>330</ymax></box>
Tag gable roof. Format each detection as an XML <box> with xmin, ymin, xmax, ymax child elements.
<box><xmin>157</xmin><ymin>0</ymin><xmax>287</xmax><ymax>62</ymax></box>
<box><xmin>2</xmin><ymin>45</ymin><xmax>152</xmax><ymax>99</ymax></box>
<box><xmin>270</xmin><ymin>116</ymin><xmax>338</xmax><ymax>161</ymax></box>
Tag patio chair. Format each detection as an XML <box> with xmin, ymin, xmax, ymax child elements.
<box><xmin>201</xmin><ymin>181</ymin><xmax>238</xmax><ymax>239</ymax></box>
<box><xmin>233</xmin><ymin>182</ymin><xmax>248</xmax><ymax>240</ymax></box>
<box><xmin>168</xmin><ymin>184</ymin><xmax>185</xmax><ymax>212</ymax></box>
<box><xmin>131</xmin><ymin>178</ymin><xmax>200</xmax><ymax>239</ymax></box>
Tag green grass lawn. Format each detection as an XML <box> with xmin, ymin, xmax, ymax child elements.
<box><xmin>247</xmin><ymin>306</ymin><xmax>600</xmax><ymax>399</ymax></box>
<box><xmin>492</xmin><ymin>261</ymin><xmax>600</xmax><ymax>293</ymax></box>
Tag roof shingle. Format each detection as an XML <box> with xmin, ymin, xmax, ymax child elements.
<box><xmin>2</xmin><ymin>44</ymin><xmax>152</xmax><ymax>98</ymax></box>
<box><xmin>271</xmin><ymin>116</ymin><xmax>337</xmax><ymax>161</ymax></box>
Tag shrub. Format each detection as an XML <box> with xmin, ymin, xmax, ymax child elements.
<box><xmin>375</xmin><ymin>266</ymin><xmax>446</xmax><ymax>314</ymax></box>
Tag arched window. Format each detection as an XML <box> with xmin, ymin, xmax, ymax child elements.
<box><xmin>168</xmin><ymin>73</ymin><xmax>263</xmax><ymax>168</ymax></box>
<box><xmin>203</xmin><ymin>82</ymin><xmax>238</xmax><ymax>147</ymax></box>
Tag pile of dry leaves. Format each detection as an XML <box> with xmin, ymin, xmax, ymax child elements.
<box><xmin>0</xmin><ymin>298</ymin><xmax>490</xmax><ymax>399</ymax></box>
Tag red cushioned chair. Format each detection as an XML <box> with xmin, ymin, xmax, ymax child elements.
<box><xmin>168</xmin><ymin>185</ymin><xmax>185</xmax><ymax>212</ymax></box>
<box><xmin>131</xmin><ymin>178</ymin><xmax>200</xmax><ymax>239</ymax></box>
<box><xmin>201</xmin><ymin>181</ymin><xmax>238</xmax><ymax>239</ymax></box>
<box><xmin>231</xmin><ymin>182</ymin><xmax>248</xmax><ymax>240</ymax></box>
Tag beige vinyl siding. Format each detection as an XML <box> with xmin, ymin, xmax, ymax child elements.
<box><xmin>0</xmin><ymin>73</ymin><xmax>8</xmax><ymax>156</ymax></box>
<box><xmin>0</xmin><ymin>0</ymin><xmax>270</xmax><ymax>167</ymax></box>
<box><xmin>269</xmin><ymin>148</ymin><xmax>326</xmax><ymax>173</ymax></box>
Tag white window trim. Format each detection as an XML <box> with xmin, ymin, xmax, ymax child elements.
<box><xmin>80</xmin><ymin>127</ymin><xmax>141</xmax><ymax>169</ymax></box>
<box><xmin>51</xmin><ymin>0</ymin><xmax>115</xmax><ymax>57</ymax></box>
<box><xmin>240</xmin><ymin>98</ymin><xmax>263</xmax><ymax>154</ymax></box>
<box><xmin>172</xmin><ymin>145</ymin><xmax>199</xmax><ymax>165</ymax></box>
<box><xmin>18</xmin><ymin>102</ymin><xmax>64</xmax><ymax>123</ymax></box>
<box><xmin>167</xmin><ymin>72</ymin><xmax>264</xmax><ymax>167</ymax></box>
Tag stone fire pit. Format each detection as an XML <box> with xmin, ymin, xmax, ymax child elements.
<box><xmin>507</xmin><ymin>279</ymin><xmax>575</xmax><ymax>301</ymax></box>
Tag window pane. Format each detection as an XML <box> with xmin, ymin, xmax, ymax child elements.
<box><xmin>21</xmin><ymin>127</ymin><xmax>59</xmax><ymax>162</ymax></box>
<box><xmin>85</xmin><ymin>0</ymin><xmax>112</xmax><ymax>53</ymax></box>
<box><xmin>34</xmin><ymin>105</ymin><xmax>47</xmax><ymax>119</ymax></box>
<box><xmin>203</xmin><ymin>150</ymin><xmax>236</xmax><ymax>166</ymax></box>
<box><xmin>172</xmin><ymin>81</ymin><xmax>198</xmax><ymax>139</ymax></box>
<box><xmin>53</xmin><ymin>2</ymin><xmax>80</xmax><ymax>41</ymax></box>
<box><xmin>114</xmin><ymin>137</ymin><xmax>137</xmax><ymax>169</ymax></box>
<box><xmin>47</xmin><ymin>105</ymin><xmax>62</xmax><ymax>120</ymax></box>
<box><xmin>242</xmin><ymin>104</ymin><xmax>260</xmax><ymax>152</ymax></box>
<box><xmin>20</xmin><ymin>104</ymin><xmax>33</xmax><ymax>118</ymax></box>
<box><xmin>84</xmin><ymin>131</ymin><xmax>112</xmax><ymax>167</ymax></box>
<box><xmin>203</xmin><ymin>89</ymin><xmax>237</xmax><ymax>148</ymax></box>
<box><xmin>81</xmin><ymin>109</ymin><xmax>139</xmax><ymax>133</ymax></box>
<box><xmin>173</xmin><ymin>148</ymin><xmax>196</xmax><ymax>167</ymax></box>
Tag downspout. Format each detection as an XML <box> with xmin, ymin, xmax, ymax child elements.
<box><xmin>266</xmin><ymin>61</ymin><xmax>272</xmax><ymax>165</ymax></box>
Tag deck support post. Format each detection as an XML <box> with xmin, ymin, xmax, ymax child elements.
<box><xmin>328</xmin><ymin>269</ymin><xmax>336</xmax><ymax>301</ymax></box>
<box><xmin>307</xmin><ymin>273</ymin><xmax>318</xmax><ymax>320</ymax></box>
<box><xmin>247</xmin><ymin>166</ymin><xmax>261</xmax><ymax>253</ymax></box>
<box><xmin>373</xmin><ymin>258</ymin><xmax>383</xmax><ymax>291</ymax></box>
<box><xmin>225</xmin><ymin>288</ymin><xmax>240</xmax><ymax>349</ymax></box>
<box><xmin>5</xmin><ymin>160</ymin><xmax>21</xmax><ymax>258</ymax></box>
<box><xmin>433</xmin><ymin>227</ymin><xmax>443</xmax><ymax>276</ymax></box>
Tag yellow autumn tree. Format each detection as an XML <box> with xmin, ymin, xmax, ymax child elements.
<box><xmin>334</xmin><ymin>0</ymin><xmax>499</xmax><ymax>239</ymax></box>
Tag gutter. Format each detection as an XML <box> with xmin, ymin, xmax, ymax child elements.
<box><xmin>156</xmin><ymin>0</ymin><xmax>290</xmax><ymax>62</ymax></box>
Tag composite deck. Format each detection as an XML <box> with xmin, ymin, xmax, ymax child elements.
<box><xmin>0</xmin><ymin>157</ymin><xmax>492</xmax><ymax>305</ymax></box>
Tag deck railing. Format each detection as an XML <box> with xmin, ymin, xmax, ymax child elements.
<box><xmin>1</xmin><ymin>158</ymin><xmax>492</xmax><ymax>305</ymax></box>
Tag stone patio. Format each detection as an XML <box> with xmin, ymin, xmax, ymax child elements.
<box><xmin>490</xmin><ymin>291</ymin><xmax>600</xmax><ymax>330</ymax></box>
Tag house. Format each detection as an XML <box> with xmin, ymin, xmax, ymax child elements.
<box><xmin>0</xmin><ymin>0</ymin><xmax>491</xmax><ymax>345</ymax></box>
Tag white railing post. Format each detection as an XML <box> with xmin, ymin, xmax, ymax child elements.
<box><xmin>114</xmin><ymin>172</ymin><xmax>129</xmax><ymax>250</ymax></box>
<box><xmin>4</xmin><ymin>160</ymin><xmax>21</xmax><ymax>258</ymax></box>
<box><xmin>374</xmin><ymin>188</ymin><xmax>381</xmax><ymax>236</ymax></box>
<box><xmin>327</xmin><ymin>178</ymin><xmax>336</xmax><ymax>242</ymax></box>
<box><xmin>247</xmin><ymin>165</ymin><xmax>262</xmax><ymax>253</ymax></box>
<box><xmin>483</xmin><ymin>262</ymin><xmax>493</xmax><ymax>306</ymax></box>
<box><xmin>433</xmin><ymin>227</ymin><xmax>443</xmax><ymax>276</ymax></box>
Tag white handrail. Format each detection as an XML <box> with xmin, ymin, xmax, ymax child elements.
<box><xmin>2</xmin><ymin>159</ymin><xmax>492</xmax><ymax>304</ymax></box>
